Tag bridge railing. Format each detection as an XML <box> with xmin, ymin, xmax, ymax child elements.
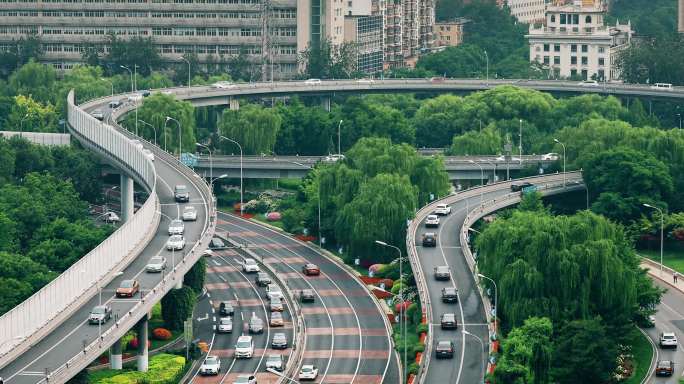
<box><xmin>0</xmin><ymin>91</ymin><xmax>160</xmax><ymax>369</ymax></box>
<box><xmin>406</xmin><ymin>171</ymin><xmax>583</xmax><ymax>383</ymax></box>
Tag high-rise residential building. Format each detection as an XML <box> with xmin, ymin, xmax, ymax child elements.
<box><xmin>526</xmin><ymin>0</ymin><xmax>632</xmax><ymax>81</ymax></box>
<box><xmin>505</xmin><ymin>0</ymin><xmax>546</xmax><ymax>23</ymax></box>
<box><xmin>432</xmin><ymin>18</ymin><xmax>469</xmax><ymax>48</ymax></box>
<box><xmin>344</xmin><ymin>15</ymin><xmax>383</xmax><ymax>73</ymax></box>
<box><xmin>383</xmin><ymin>0</ymin><xmax>433</xmax><ymax>68</ymax></box>
<box><xmin>679</xmin><ymin>0</ymin><xmax>683</xmax><ymax>33</ymax></box>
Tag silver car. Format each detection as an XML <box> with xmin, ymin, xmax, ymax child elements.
<box><xmin>182</xmin><ymin>206</ymin><xmax>197</xmax><ymax>221</ymax></box>
<box><xmin>265</xmin><ymin>354</ymin><xmax>284</xmax><ymax>371</ymax></box>
<box><xmin>217</xmin><ymin>317</ymin><xmax>233</xmax><ymax>333</ymax></box>
<box><xmin>167</xmin><ymin>219</ymin><xmax>185</xmax><ymax>235</ymax></box>
<box><xmin>146</xmin><ymin>256</ymin><xmax>167</xmax><ymax>272</ymax></box>
<box><xmin>166</xmin><ymin>235</ymin><xmax>186</xmax><ymax>251</ymax></box>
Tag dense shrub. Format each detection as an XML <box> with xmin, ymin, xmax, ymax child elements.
<box><xmin>161</xmin><ymin>286</ymin><xmax>196</xmax><ymax>331</ymax></box>
<box><xmin>152</xmin><ymin>328</ymin><xmax>172</xmax><ymax>341</ymax></box>
<box><xmin>89</xmin><ymin>354</ymin><xmax>186</xmax><ymax>384</ymax></box>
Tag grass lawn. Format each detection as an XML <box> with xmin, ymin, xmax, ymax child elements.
<box><xmin>622</xmin><ymin>328</ymin><xmax>654</xmax><ymax>384</ymax></box>
<box><xmin>639</xmin><ymin>244</ymin><xmax>684</xmax><ymax>273</ymax></box>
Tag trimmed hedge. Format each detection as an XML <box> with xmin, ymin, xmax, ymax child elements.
<box><xmin>89</xmin><ymin>354</ymin><xmax>186</xmax><ymax>384</ymax></box>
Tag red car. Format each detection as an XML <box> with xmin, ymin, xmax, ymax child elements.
<box><xmin>302</xmin><ymin>263</ymin><xmax>320</xmax><ymax>276</ymax></box>
<box><xmin>116</xmin><ymin>279</ymin><xmax>140</xmax><ymax>298</ymax></box>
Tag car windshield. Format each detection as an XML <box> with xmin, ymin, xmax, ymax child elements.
<box><xmin>120</xmin><ymin>280</ymin><xmax>134</xmax><ymax>288</ymax></box>
<box><xmin>171</xmin><ymin>220</ymin><xmax>182</xmax><ymax>226</ymax></box>
<box><xmin>92</xmin><ymin>306</ymin><xmax>106</xmax><ymax>314</ymax></box>
<box><xmin>220</xmin><ymin>318</ymin><xmax>231</xmax><ymax>325</ymax></box>
<box><xmin>245</xmin><ymin>259</ymin><xmax>256</xmax><ymax>265</ymax></box>
<box><xmin>236</xmin><ymin>340</ymin><xmax>251</xmax><ymax>348</ymax></box>
<box><xmin>204</xmin><ymin>356</ymin><xmax>218</xmax><ymax>364</ymax></box>
<box><xmin>664</xmin><ymin>335</ymin><xmax>675</xmax><ymax>339</ymax></box>
<box><xmin>301</xmin><ymin>366</ymin><xmax>313</xmax><ymax>373</ymax></box>
<box><xmin>175</xmin><ymin>186</ymin><xmax>187</xmax><ymax>193</ymax></box>
<box><xmin>428</xmin><ymin>215</ymin><xmax>437</xmax><ymax>220</ymax></box>
<box><xmin>150</xmin><ymin>257</ymin><xmax>163</xmax><ymax>264</ymax></box>
<box><xmin>169</xmin><ymin>235</ymin><xmax>182</xmax><ymax>242</ymax></box>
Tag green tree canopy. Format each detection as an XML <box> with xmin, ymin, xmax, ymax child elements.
<box><xmin>123</xmin><ymin>94</ymin><xmax>196</xmax><ymax>153</ymax></box>
<box><xmin>218</xmin><ymin>104</ymin><xmax>282</xmax><ymax>155</ymax></box>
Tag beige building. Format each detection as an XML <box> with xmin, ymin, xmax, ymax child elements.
<box><xmin>526</xmin><ymin>0</ymin><xmax>632</xmax><ymax>81</ymax></box>
<box><xmin>344</xmin><ymin>14</ymin><xmax>383</xmax><ymax>73</ymax></box>
<box><xmin>433</xmin><ymin>18</ymin><xmax>468</xmax><ymax>48</ymax></box>
<box><xmin>506</xmin><ymin>0</ymin><xmax>546</xmax><ymax>24</ymax></box>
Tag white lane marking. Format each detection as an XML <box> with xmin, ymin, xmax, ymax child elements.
<box><xmin>213</xmin><ymin>316</ymin><xmax>216</xmax><ymax>322</ymax></box>
<box><xmin>213</xmin><ymin>260</ymin><xmax>221</xmax><ymax>266</ymax></box>
<box><xmin>197</xmin><ymin>314</ymin><xmax>209</xmax><ymax>321</ymax></box>
<box><xmin>219</xmin><ymin>276</ymin><xmax>227</xmax><ymax>283</ymax></box>
<box><xmin>207</xmin><ymin>293</ymin><xmax>211</xmax><ymax>298</ymax></box>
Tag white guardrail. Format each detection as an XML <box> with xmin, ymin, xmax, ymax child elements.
<box><xmin>0</xmin><ymin>91</ymin><xmax>160</xmax><ymax>369</ymax></box>
<box><xmin>407</xmin><ymin>171</ymin><xmax>584</xmax><ymax>384</ymax></box>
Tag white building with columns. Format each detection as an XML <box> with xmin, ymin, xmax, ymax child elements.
<box><xmin>526</xmin><ymin>0</ymin><xmax>632</xmax><ymax>81</ymax></box>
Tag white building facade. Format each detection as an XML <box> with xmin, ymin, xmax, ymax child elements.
<box><xmin>526</xmin><ymin>0</ymin><xmax>632</xmax><ymax>81</ymax></box>
<box><xmin>506</xmin><ymin>0</ymin><xmax>546</xmax><ymax>24</ymax></box>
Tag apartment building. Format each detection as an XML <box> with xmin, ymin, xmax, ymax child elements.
<box><xmin>432</xmin><ymin>18</ymin><xmax>469</xmax><ymax>48</ymax></box>
<box><xmin>526</xmin><ymin>0</ymin><xmax>632</xmax><ymax>81</ymax></box>
<box><xmin>383</xmin><ymin>0</ymin><xmax>434</xmax><ymax>68</ymax></box>
<box><xmin>344</xmin><ymin>14</ymin><xmax>383</xmax><ymax>73</ymax></box>
<box><xmin>506</xmin><ymin>0</ymin><xmax>546</xmax><ymax>24</ymax></box>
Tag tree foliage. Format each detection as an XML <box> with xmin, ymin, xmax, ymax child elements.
<box><xmin>161</xmin><ymin>286</ymin><xmax>197</xmax><ymax>331</ymax></box>
<box><xmin>123</xmin><ymin>94</ymin><xmax>196</xmax><ymax>153</ymax></box>
<box><xmin>617</xmin><ymin>35</ymin><xmax>684</xmax><ymax>85</ymax></box>
<box><xmin>183</xmin><ymin>257</ymin><xmax>206</xmax><ymax>294</ymax></box>
<box><xmin>493</xmin><ymin>317</ymin><xmax>553</xmax><ymax>384</ymax></box>
<box><xmin>300</xmin><ymin>39</ymin><xmax>358</xmax><ymax>79</ymax></box>
<box><xmin>218</xmin><ymin>104</ymin><xmax>282</xmax><ymax>155</ymax></box>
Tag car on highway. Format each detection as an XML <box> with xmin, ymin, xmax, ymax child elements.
<box><xmin>356</xmin><ymin>78</ymin><xmax>375</xmax><ymax>84</ymax></box>
<box><xmin>578</xmin><ymin>79</ymin><xmax>599</xmax><ymax>87</ymax></box>
<box><xmin>441</xmin><ymin>287</ymin><xmax>459</xmax><ymax>303</ymax></box>
<box><xmin>167</xmin><ymin>219</ymin><xmax>185</xmax><ymax>235</ymax></box>
<box><xmin>146</xmin><ymin>256</ymin><xmax>167</xmax><ymax>272</ymax></box>
<box><xmin>232</xmin><ymin>374</ymin><xmax>257</xmax><ymax>384</ymax></box>
<box><xmin>270</xmin><ymin>311</ymin><xmax>284</xmax><ymax>327</ymax></box>
<box><xmin>298</xmin><ymin>365</ymin><xmax>319</xmax><ymax>381</ymax></box>
<box><xmin>429</xmin><ymin>76</ymin><xmax>446</xmax><ymax>83</ymax></box>
<box><xmin>108</xmin><ymin>99</ymin><xmax>122</xmax><ymax>108</ymax></box>
<box><xmin>102</xmin><ymin>211</ymin><xmax>121</xmax><ymax>223</ymax></box>
<box><xmin>140</xmin><ymin>90</ymin><xmax>151</xmax><ymax>97</ymax></box>
<box><xmin>242</xmin><ymin>258</ymin><xmax>260</xmax><ymax>273</ymax></box>
<box><xmin>541</xmin><ymin>152</ymin><xmax>559</xmax><ymax>161</ymax></box>
<box><xmin>249</xmin><ymin>314</ymin><xmax>264</xmax><ymax>334</ymax></box>
<box><xmin>174</xmin><ymin>184</ymin><xmax>190</xmax><ymax>202</ymax></box>
<box><xmin>165</xmin><ymin>235</ymin><xmax>186</xmax><ymax>251</ymax></box>
<box><xmin>88</xmin><ymin>305</ymin><xmax>112</xmax><ymax>324</ymax></box>
<box><xmin>202</xmin><ymin>249</ymin><xmax>215</xmax><ymax>257</ymax></box>
<box><xmin>271</xmin><ymin>332</ymin><xmax>288</xmax><ymax>349</ymax></box>
<box><xmin>434</xmin><ymin>266</ymin><xmax>451</xmax><ymax>280</ymax></box>
<box><xmin>302</xmin><ymin>263</ymin><xmax>320</xmax><ymax>276</ymax></box>
<box><xmin>440</xmin><ymin>313</ymin><xmax>458</xmax><ymax>329</ymax></box>
<box><xmin>217</xmin><ymin>317</ymin><xmax>233</xmax><ymax>333</ymax></box>
<box><xmin>270</xmin><ymin>297</ymin><xmax>284</xmax><ymax>312</ymax></box>
<box><xmin>425</xmin><ymin>214</ymin><xmax>440</xmax><ymax>228</ymax></box>
<box><xmin>199</xmin><ymin>355</ymin><xmax>221</xmax><ymax>375</ymax></box>
<box><xmin>265</xmin><ymin>354</ymin><xmax>285</xmax><ymax>371</ymax></box>
<box><xmin>235</xmin><ymin>335</ymin><xmax>254</xmax><ymax>358</ymax></box>
<box><xmin>209</xmin><ymin>237</ymin><xmax>227</xmax><ymax>250</ymax></box>
<box><xmin>510</xmin><ymin>182</ymin><xmax>533</xmax><ymax>192</ymax></box>
<box><xmin>128</xmin><ymin>93</ymin><xmax>143</xmax><ymax>103</ymax></box>
<box><xmin>91</xmin><ymin>109</ymin><xmax>104</xmax><ymax>120</ymax></box>
<box><xmin>300</xmin><ymin>289</ymin><xmax>315</xmax><ymax>303</ymax></box>
<box><xmin>219</xmin><ymin>301</ymin><xmax>234</xmax><ymax>316</ymax></box>
<box><xmin>256</xmin><ymin>272</ymin><xmax>272</xmax><ymax>286</ymax></box>
<box><xmin>116</xmin><ymin>279</ymin><xmax>140</xmax><ymax>298</ymax></box>
<box><xmin>656</xmin><ymin>360</ymin><xmax>674</xmax><ymax>376</ymax></box>
<box><xmin>651</xmin><ymin>82</ymin><xmax>673</xmax><ymax>91</ymax></box>
<box><xmin>267</xmin><ymin>283</ymin><xmax>283</xmax><ymax>300</ymax></box>
<box><xmin>422</xmin><ymin>232</ymin><xmax>437</xmax><ymax>247</ymax></box>
<box><xmin>435</xmin><ymin>340</ymin><xmax>454</xmax><ymax>358</ymax></box>
<box><xmin>434</xmin><ymin>203</ymin><xmax>451</xmax><ymax>215</ymax></box>
<box><xmin>304</xmin><ymin>78</ymin><xmax>322</xmax><ymax>85</ymax></box>
<box><xmin>182</xmin><ymin>206</ymin><xmax>197</xmax><ymax>221</ymax></box>
<box><xmin>324</xmin><ymin>154</ymin><xmax>346</xmax><ymax>162</ymax></box>
<box><xmin>211</xmin><ymin>81</ymin><xmax>236</xmax><ymax>89</ymax></box>
<box><xmin>660</xmin><ymin>332</ymin><xmax>678</xmax><ymax>348</ymax></box>
<box><xmin>142</xmin><ymin>149</ymin><xmax>154</xmax><ymax>161</ymax></box>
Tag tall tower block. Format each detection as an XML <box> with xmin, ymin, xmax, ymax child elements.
<box><xmin>679</xmin><ymin>0</ymin><xmax>684</xmax><ymax>33</ymax></box>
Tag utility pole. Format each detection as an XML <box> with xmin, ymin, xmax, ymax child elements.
<box><xmin>260</xmin><ymin>0</ymin><xmax>272</xmax><ymax>81</ymax></box>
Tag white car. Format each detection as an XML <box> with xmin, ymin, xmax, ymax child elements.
<box><xmin>91</xmin><ymin>109</ymin><xmax>104</xmax><ymax>120</ymax></box>
<box><xmin>130</xmin><ymin>139</ymin><xmax>144</xmax><ymax>151</ymax></box>
<box><xmin>146</xmin><ymin>256</ymin><xmax>167</xmax><ymax>272</ymax></box>
<box><xmin>199</xmin><ymin>355</ymin><xmax>221</xmax><ymax>375</ymax></box>
<box><xmin>128</xmin><ymin>93</ymin><xmax>143</xmax><ymax>103</ymax></box>
<box><xmin>182</xmin><ymin>206</ymin><xmax>197</xmax><ymax>221</ymax></box>
<box><xmin>266</xmin><ymin>283</ymin><xmax>283</xmax><ymax>301</ymax></box>
<box><xmin>202</xmin><ymin>249</ymin><xmax>215</xmax><ymax>257</ymax></box>
<box><xmin>324</xmin><ymin>154</ymin><xmax>346</xmax><ymax>162</ymax></box>
<box><xmin>217</xmin><ymin>317</ymin><xmax>232</xmax><ymax>333</ymax></box>
<box><xmin>235</xmin><ymin>335</ymin><xmax>254</xmax><ymax>358</ymax></box>
<box><xmin>425</xmin><ymin>214</ymin><xmax>440</xmax><ymax>228</ymax></box>
<box><xmin>242</xmin><ymin>258</ymin><xmax>260</xmax><ymax>273</ymax></box>
<box><xmin>212</xmin><ymin>81</ymin><xmax>236</xmax><ymax>89</ymax></box>
<box><xmin>102</xmin><ymin>211</ymin><xmax>120</xmax><ymax>223</ymax></box>
<box><xmin>167</xmin><ymin>219</ymin><xmax>185</xmax><ymax>235</ymax></box>
<box><xmin>232</xmin><ymin>375</ymin><xmax>257</xmax><ymax>384</ymax></box>
<box><xmin>142</xmin><ymin>149</ymin><xmax>154</xmax><ymax>161</ymax></box>
<box><xmin>166</xmin><ymin>235</ymin><xmax>186</xmax><ymax>251</ymax></box>
<box><xmin>304</xmin><ymin>78</ymin><xmax>322</xmax><ymax>85</ymax></box>
<box><xmin>434</xmin><ymin>203</ymin><xmax>451</xmax><ymax>215</ymax></box>
<box><xmin>660</xmin><ymin>332</ymin><xmax>678</xmax><ymax>348</ymax></box>
<box><xmin>356</xmin><ymin>78</ymin><xmax>375</xmax><ymax>84</ymax></box>
<box><xmin>579</xmin><ymin>80</ymin><xmax>599</xmax><ymax>87</ymax></box>
<box><xmin>541</xmin><ymin>152</ymin><xmax>559</xmax><ymax>161</ymax></box>
<box><xmin>298</xmin><ymin>365</ymin><xmax>319</xmax><ymax>381</ymax></box>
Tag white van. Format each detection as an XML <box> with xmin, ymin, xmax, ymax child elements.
<box><xmin>266</xmin><ymin>283</ymin><xmax>283</xmax><ymax>300</ymax></box>
<box><xmin>650</xmin><ymin>83</ymin><xmax>673</xmax><ymax>91</ymax></box>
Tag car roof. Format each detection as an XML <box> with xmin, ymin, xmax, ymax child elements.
<box><xmin>663</xmin><ymin>332</ymin><xmax>676</xmax><ymax>336</ymax></box>
<box><xmin>302</xmin><ymin>288</ymin><xmax>314</xmax><ymax>294</ymax></box>
<box><xmin>424</xmin><ymin>232</ymin><xmax>436</xmax><ymax>236</ymax></box>
<box><xmin>443</xmin><ymin>287</ymin><xmax>457</xmax><ymax>293</ymax></box>
<box><xmin>437</xmin><ymin>340</ymin><xmax>452</xmax><ymax>347</ymax></box>
<box><xmin>237</xmin><ymin>335</ymin><xmax>252</xmax><ymax>341</ymax></box>
<box><xmin>436</xmin><ymin>266</ymin><xmax>449</xmax><ymax>270</ymax></box>
<box><xmin>442</xmin><ymin>313</ymin><xmax>456</xmax><ymax>319</ymax></box>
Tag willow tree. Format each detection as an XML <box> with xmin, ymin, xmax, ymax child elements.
<box><xmin>475</xmin><ymin>210</ymin><xmax>657</xmax><ymax>335</ymax></box>
<box><xmin>218</xmin><ymin>104</ymin><xmax>281</xmax><ymax>155</ymax></box>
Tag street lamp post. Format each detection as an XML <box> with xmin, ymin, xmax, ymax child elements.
<box><xmin>477</xmin><ymin>273</ymin><xmax>498</xmax><ymax>335</ymax></box>
<box><xmin>105</xmin><ymin>185</ymin><xmax>119</xmax><ymax>214</ymax></box>
<box><xmin>677</xmin><ymin>113</ymin><xmax>682</xmax><ymax>129</ymax></box>
<box><xmin>138</xmin><ymin>120</ymin><xmax>157</xmax><ymax>145</ymax></box>
<box><xmin>484</xmin><ymin>50</ymin><xmax>489</xmax><ymax>84</ymax></box>
<box><xmin>196</xmin><ymin>143</ymin><xmax>213</xmax><ymax>181</ymax></box>
<box><xmin>220</xmin><ymin>136</ymin><xmax>243</xmax><ymax>216</ymax></box>
<box><xmin>166</xmin><ymin>116</ymin><xmax>182</xmax><ymax>158</ymax></box>
<box><xmin>337</xmin><ymin>119</ymin><xmax>343</xmax><ymax>155</ymax></box>
<box><xmin>462</xmin><ymin>329</ymin><xmax>486</xmax><ymax>382</ymax></box>
<box><xmin>181</xmin><ymin>58</ymin><xmax>191</xmax><ymax>89</ymax></box>
<box><xmin>19</xmin><ymin>113</ymin><xmax>29</xmax><ymax>137</ymax></box>
<box><xmin>644</xmin><ymin>203</ymin><xmax>665</xmax><ymax>277</ymax></box>
<box><xmin>553</xmin><ymin>138</ymin><xmax>567</xmax><ymax>187</ymax></box>
<box><xmin>209</xmin><ymin>174</ymin><xmax>228</xmax><ymax>188</ymax></box>
<box><xmin>101</xmin><ymin>78</ymin><xmax>114</xmax><ymax>99</ymax></box>
<box><xmin>469</xmin><ymin>160</ymin><xmax>484</xmax><ymax>203</ymax></box>
<box><xmin>374</xmin><ymin>240</ymin><xmax>406</xmax><ymax>382</ymax></box>
<box><xmin>120</xmin><ymin>65</ymin><xmax>133</xmax><ymax>93</ymax></box>
<box><xmin>518</xmin><ymin>119</ymin><xmax>523</xmax><ymax>162</ymax></box>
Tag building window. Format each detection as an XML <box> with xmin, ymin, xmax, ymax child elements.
<box><xmin>585</xmin><ymin>15</ymin><xmax>592</xmax><ymax>23</ymax></box>
<box><xmin>598</xmin><ymin>47</ymin><xmax>605</xmax><ymax>53</ymax></box>
<box><xmin>581</xmin><ymin>69</ymin><xmax>588</xmax><ymax>80</ymax></box>
<box><xmin>598</xmin><ymin>57</ymin><xmax>605</xmax><ymax>66</ymax></box>
<box><xmin>571</xmin><ymin>56</ymin><xmax>577</xmax><ymax>65</ymax></box>
<box><xmin>598</xmin><ymin>69</ymin><xmax>605</xmax><ymax>80</ymax></box>
<box><xmin>571</xmin><ymin>69</ymin><xmax>577</xmax><ymax>77</ymax></box>
<box><xmin>543</xmin><ymin>56</ymin><xmax>549</xmax><ymax>64</ymax></box>
<box><xmin>554</xmin><ymin>44</ymin><xmax>560</xmax><ymax>52</ymax></box>
<box><xmin>543</xmin><ymin>43</ymin><xmax>549</xmax><ymax>52</ymax></box>
<box><xmin>554</xmin><ymin>56</ymin><xmax>560</xmax><ymax>65</ymax></box>
<box><xmin>550</xmin><ymin>15</ymin><xmax>555</xmax><ymax>22</ymax></box>
<box><xmin>570</xmin><ymin>44</ymin><xmax>577</xmax><ymax>53</ymax></box>
<box><xmin>581</xmin><ymin>57</ymin><xmax>588</xmax><ymax>65</ymax></box>
<box><xmin>560</xmin><ymin>13</ymin><xmax>566</xmax><ymax>24</ymax></box>
<box><xmin>581</xmin><ymin>44</ymin><xmax>588</xmax><ymax>53</ymax></box>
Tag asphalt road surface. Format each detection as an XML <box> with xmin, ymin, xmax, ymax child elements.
<box><xmin>644</xmin><ymin>279</ymin><xmax>684</xmax><ymax>383</ymax></box>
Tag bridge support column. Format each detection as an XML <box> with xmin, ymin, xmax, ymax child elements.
<box><xmin>110</xmin><ymin>338</ymin><xmax>123</xmax><ymax>370</ymax></box>
<box><xmin>175</xmin><ymin>279</ymin><xmax>183</xmax><ymax>289</ymax></box>
<box><xmin>120</xmin><ymin>175</ymin><xmax>134</xmax><ymax>222</ymax></box>
<box><xmin>320</xmin><ymin>97</ymin><xmax>331</xmax><ymax>112</ymax></box>
<box><xmin>136</xmin><ymin>314</ymin><xmax>149</xmax><ymax>372</ymax></box>
<box><xmin>229</xmin><ymin>97</ymin><xmax>240</xmax><ymax>110</ymax></box>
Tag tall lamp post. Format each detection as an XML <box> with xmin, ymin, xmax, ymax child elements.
<box><xmin>478</xmin><ymin>273</ymin><xmax>498</xmax><ymax>336</ymax></box>
<box><xmin>518</xmin><ymin>119</ymin><xmax>523</xmax><ymax>163</ymax></box>
<box><xmin>120</xmin><ymin>65</ymin><xmax>133</xmax><ymax>93</ymax></box>
<box><xmin>181</xmin><ymin>57</ymin><xmax>191</xmax><ymax>89</ymax></box>
<box><xmin>462</xmin><ymin>329</ymin><xmax>486</xmax><ymax>381</ymax></box>
<box><xmin>166</xmin><ymin>116</ymin><xmax>181</xmax><ymax>158</ymax></box>
<box><xmin>337</xmin><ymin>119</ymin><xmax>343</xmax><ymax>155</ymax></box>
<box><xmin>19</xmin><ymin>113</ymin><xmax>29</xmax><ymax>137</ymax></box>
<box><xmin>220</xmin><ymin>136</ymin><xmax>243</xmax><ymax>216</ymax></box>
<box><xmin>553</xmin><ymin>138</ymin><xmax>566</xmax><ymax>187</ymax></box>
<box><xmin>138</xmin><ymin>119</ymin><xmax>157</xmax><ymax>145</ymax></box>
<box><xmin>101</xmin><ymin>78</ymin><xmax>114</xmax><ymax>99</ymax></box>
<box><xmin>196</xmin><ymin>142</ymin><xmax>213</xmax><ymax>181</ymax></box>
<box><xmin>210</xmin><ymin>174</ymin><xmax>228</xmax><ymax>188</ymax></box>
<box><xmin>483</xmin><ymin>50</ymin><xmax>489</xmax><ymax>84</ymax></box>
<box><xmin>105</xmin><ymin>185</ymin><xmax>119</xmax><ymax>213</ymax></box>
<box><xmin>677</xmin><ymin>113</ymin><xmax>682</xmax><ymax>129</ymax></box>
<box><xmin>644</xmin><ymin>203</ymin><xmax>665</xmax><ymax>277</ymax></box>
<box><xmin>374</xmin><ymin>240</ymin><xmax>406</xmax><ymax>382</ymax></box>
<box><xmin>469</xmin><ymin>160</ymin><xmax>485</xmax><ymax>203</ymax></box>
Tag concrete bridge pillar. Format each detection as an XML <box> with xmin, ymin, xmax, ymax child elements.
<box><xmin>320</xmin><ymin>97</ymin><xmax>331</xmax><ymax>112</ymax></box>
<box><xmin>120</xmin><ymin>175</ymin><xmax>134</xmax><ymax>222</ymax></box>
<box><xmin>136</xmin><ymin>314</ymin><xmax>149</xmax><ymax>372</ymax></box>
<box><xmin>229</xmin><ymin>97</ymin><xmax>240</xmax><ymax>110</ymax></box>
<box><xmin>110</xmin><ymin>338</ymin><xmax>123</xmax><ymax>370</ymax></box>
<box><xmin>175</xmin><ymin>279</ymin><xmax>183</xmax><ymax>289</ymax></box>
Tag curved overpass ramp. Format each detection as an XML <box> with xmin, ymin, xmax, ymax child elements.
<box><xmin>407</xmin><ymin>172</ymin><xmax>584</xmax><ymax>384</ymax></box>
<box><xmin>0</xmin><ymin>92</ymin><xmax>216</xmax><ymax>383</ymax></box>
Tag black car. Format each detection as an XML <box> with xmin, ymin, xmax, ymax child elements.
<box><xmin>174</xmin><ymin>185</ymin><xmax>190</xmax><ymax>202</ymax></box>
<box><xmin>656</xmin><ymin>360</ymin><xmax>674</xmax><ymax>376</ymax></box>
<box><xmin>441</xmin><ymin>287</ymin><xmax>459</xmax><ymax>303</ymax></box>
<box><xmin>300</xmin><ymin>289</ymin><xmax>315</xmax><ymax>303</ymax></box>
<box><xmin>256</xmin><ymin>272</ymin><xmax>272</xmax><ymax>287</ymax></box>
<box><xmin>510</xmin><ymin>182</ymin><xmax>533</xmax><ymax>192</ymax></box>
<box><xmin>141</xmin><ymin>90</ymin><xmax>151</xmax><ymax>97</ymax></box>
<box><xmin>209</xmin><ymin>237</ymin><xmax>226</xmax><ymax>250</ymax></box>
<box><xmin>440</xmin><ymin>313</ymin><xmax>458</xmax><ymax>329</ymax></box>
<box><xmin>422</xmin><ymin>233</ymin><xmax>437</xmax><ymax>247</ymax></box>
<box><xmin>435</xmin><ymin>340</ymin><xmax>454</xmax><ymax>359</ymax></box>
<box><xmin>219</xmin><ymin>301</ymin><xmax>234</xmax><ymax>316</ymax></box>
